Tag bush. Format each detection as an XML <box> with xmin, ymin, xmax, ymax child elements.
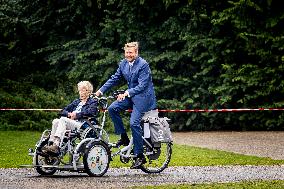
<box><xmin>0</xmin><ymin>80</ymin><xmax>68</xmax><ymax>131</ymax></box>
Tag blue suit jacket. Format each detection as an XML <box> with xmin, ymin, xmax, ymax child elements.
<box><xmin>61</xmin><ymin>97</ymin><xmax>98</xmax><ymax>120</ymax></box>
<box><xmin>99</xmin><ymin>57</ymin><xmax>157</xmax><ymax>113</ymax></box>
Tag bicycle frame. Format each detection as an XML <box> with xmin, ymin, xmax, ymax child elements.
<box><xmin>93</xmin><ymin>95</ymin><xmax>156</xmax><ymax>160</ymax></box>
<box><xmin>26</xmin><ymin>93</ymin><xmax>172</xmax><ymax>176</ymax></box>
<box><xmin>110</xmin><ymin>136</ymin><xmax>154</xmax><ymax>158</ymax></box>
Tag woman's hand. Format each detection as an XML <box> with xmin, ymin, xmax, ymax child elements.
<box><xmin>117</xmin><ymin>93</ymin><xmax>128</xmax><ymax>101</ymax></box>
<box><xmin>68</xmin><ymin>112</ymin><xmax>77</xmax><ymax>120</ymax></box>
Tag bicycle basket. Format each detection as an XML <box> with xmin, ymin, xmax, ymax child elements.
<box><xmin>148</xmin><ymin>117</ymin><xmax>173</xmax><ymax>143</ymax></box>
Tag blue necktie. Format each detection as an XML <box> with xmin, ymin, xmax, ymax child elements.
<box><xmin>129</xmin><ymin>64</ymin><xmax>132</xmax><ymax>72</ymax></box>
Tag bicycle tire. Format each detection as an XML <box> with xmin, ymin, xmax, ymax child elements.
<box><xmin>83</xmin><ymin>141</ymin><xmax>111</xmax><ymax>177</ymax></box>
<box><xmin>140</xmin><ymin>142</ymin><xmax>172</xmax><ymax>173</ymax></box>
<box><xmin>35</xmin><ymin>140</ymin><xmax>58</xmax><ymax>175</ymax></box>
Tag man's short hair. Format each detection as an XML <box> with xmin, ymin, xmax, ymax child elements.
<box><xmin>124</xmin><ymin>42</ymin><xmax>139</xmax><ymax>50</ymax></box>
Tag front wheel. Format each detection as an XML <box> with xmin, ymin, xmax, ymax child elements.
<box><xmin>140</xmin><ymin>142</ymin><xmax>172</xmax><ymax>173</ymax></box>
<box><xmin>35</xmin><ymin>140</ymin><xmax>58</xmax><ymax>175</ymax></box>
<box><xmin>83</xmin><ymin>141</ymin><xmax>110</xmax><ymax>177</ymax></box>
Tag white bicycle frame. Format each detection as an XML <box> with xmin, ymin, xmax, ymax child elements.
<box><xmin>110</xmin><ymin>135</ymin><xmax>154</xmax><ymax>159</ymax></box>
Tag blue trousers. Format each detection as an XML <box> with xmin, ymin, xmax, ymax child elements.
<box><xmin>108</xmin><ymin>98</ymin><xmax>143</xmax><ymax>155</ymax></box>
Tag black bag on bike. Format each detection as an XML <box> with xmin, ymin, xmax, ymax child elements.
<box><xmin>148</xmin><ymin>117</ymin><xmax>173</xmax><ymax>143</ymax></box>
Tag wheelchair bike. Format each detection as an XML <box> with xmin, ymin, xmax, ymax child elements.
<box><xmin>26</xmin><ymin>96</ymin><xmax>110</xmax><ymax>177</ymax></box>
<box><xmin>26</xmin><ymin>91</ymin><xmax>172</xmax><ymax>177</ymax></box>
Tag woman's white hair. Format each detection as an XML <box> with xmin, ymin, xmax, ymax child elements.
<box><xmin>77</xmin><ymin>81</ymin><xmax>93</xmax><ymax>95</ymax></box>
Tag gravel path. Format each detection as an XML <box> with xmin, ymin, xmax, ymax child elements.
<box><xmin>172</xmin><ymin>131</ymin><xmax>284</xmax><ymax>160</ymax></box>
<box><xmin>1</xmin><ymin>165</ymin><xmax>284</xmax><ymax>189</ymax></box>
<box><xmin>1</xmin><ymin>131</ymin><xmax>284</xmax><ymax>188</ymax></box>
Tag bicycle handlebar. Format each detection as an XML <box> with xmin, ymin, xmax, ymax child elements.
<box><xmin>90</xmin><ymin>93</ymin><xmax>116</xmax><ymax>110</ymax></box>
<box><xmin>89</xmin><ymin>90</ymin><xmax>127</xmax><ymax>110</ymax></box>
<box><xmin>90</xmin><ymin>94</ymin><xmax>115</xmax><ymax>100</ymax></box>
<box><xmin>90</xmin><ymin>90</ymin><xmax>125</xmax><ymax>100</ymax></box>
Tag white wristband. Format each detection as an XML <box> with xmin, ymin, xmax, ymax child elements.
<box><xmin>125</xmin><ymin>90</ymin><xmax>130</xmax><ymax>97</ymax></box>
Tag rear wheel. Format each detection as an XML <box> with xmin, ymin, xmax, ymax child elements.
<box><xmin>83</xmin><ymin>141</ymin><xmax>110</xmax><ymax>177</ymax></box>
<box><xmin>140</xmin><ymin>142</ymin><xmax>172</xmax><ymax>173</ymax></box>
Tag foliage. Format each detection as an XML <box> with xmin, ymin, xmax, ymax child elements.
<box><xmin>0</xmin><ymin>0</ymin><xmax>284</xmax><ymax>131</ymax></box>
<box><xmin>0</xmin><ymin>79</ymin><xmax>69</xmax><ymax>131</ymax></box>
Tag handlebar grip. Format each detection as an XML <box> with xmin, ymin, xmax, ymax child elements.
<box><xmin>90</xmin><ymin>93</ymin><xmax>99</xmax><ymax>99</ymax></box>
<box><xmin>112</xmin><ymin>90</ymin><xmax>125</xmax><ymax>98</ymax></box>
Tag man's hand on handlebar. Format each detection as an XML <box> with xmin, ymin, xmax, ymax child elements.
<box><xmin>93</xmin><ymin>90</ymin><xmax>127</xmax><ymax>101</ymax></box>
<box><xmin>95</xmin><ymin>91</ymin><xmax>101</xmax><ymax>97</ymax></box>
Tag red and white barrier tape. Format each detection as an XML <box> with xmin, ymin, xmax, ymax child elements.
<box><xmin>0</xmin><ymin>108</ymin><xmax>284</xmax><ymax>112</ymax></box>
<box><xmin>157</xmin><ymin>108</ymin><xmax>284</xmax><ymax>112</ymax></box>
<box><xmin>0</xmin><ymin>109</ymin><xmax>62</xmax><ymax>111</ymax></box>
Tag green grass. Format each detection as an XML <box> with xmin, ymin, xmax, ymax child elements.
<box><xmin>1</xmin><ymin>131</ymin><xmax>283</xmax><ymax>168</ymax></box>
<box><xmin>0</xmin><ymin>131</ymin><xmax>41</xmax><ymax>168</ymax></box>
<box><xmin>169</xmin><ymin>144</ymin><xmax>284</xmax><ymax>166</ymax></box>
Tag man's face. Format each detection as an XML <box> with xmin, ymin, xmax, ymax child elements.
<box><xmin>124</xmin><ymin>47</ymin><xmax>137</xmax><ymax>62</ymax></box>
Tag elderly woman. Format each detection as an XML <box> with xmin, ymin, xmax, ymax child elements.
<box><xmin>44</xmin><ymin>81</ymin><xmax>98</xmax><ymax>153</ymax></box>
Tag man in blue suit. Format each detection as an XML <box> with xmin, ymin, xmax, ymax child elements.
<box><xmin>95</xmin><ymin>42</ymin><xmax>157</xmax><ymax>168</ymax></box>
